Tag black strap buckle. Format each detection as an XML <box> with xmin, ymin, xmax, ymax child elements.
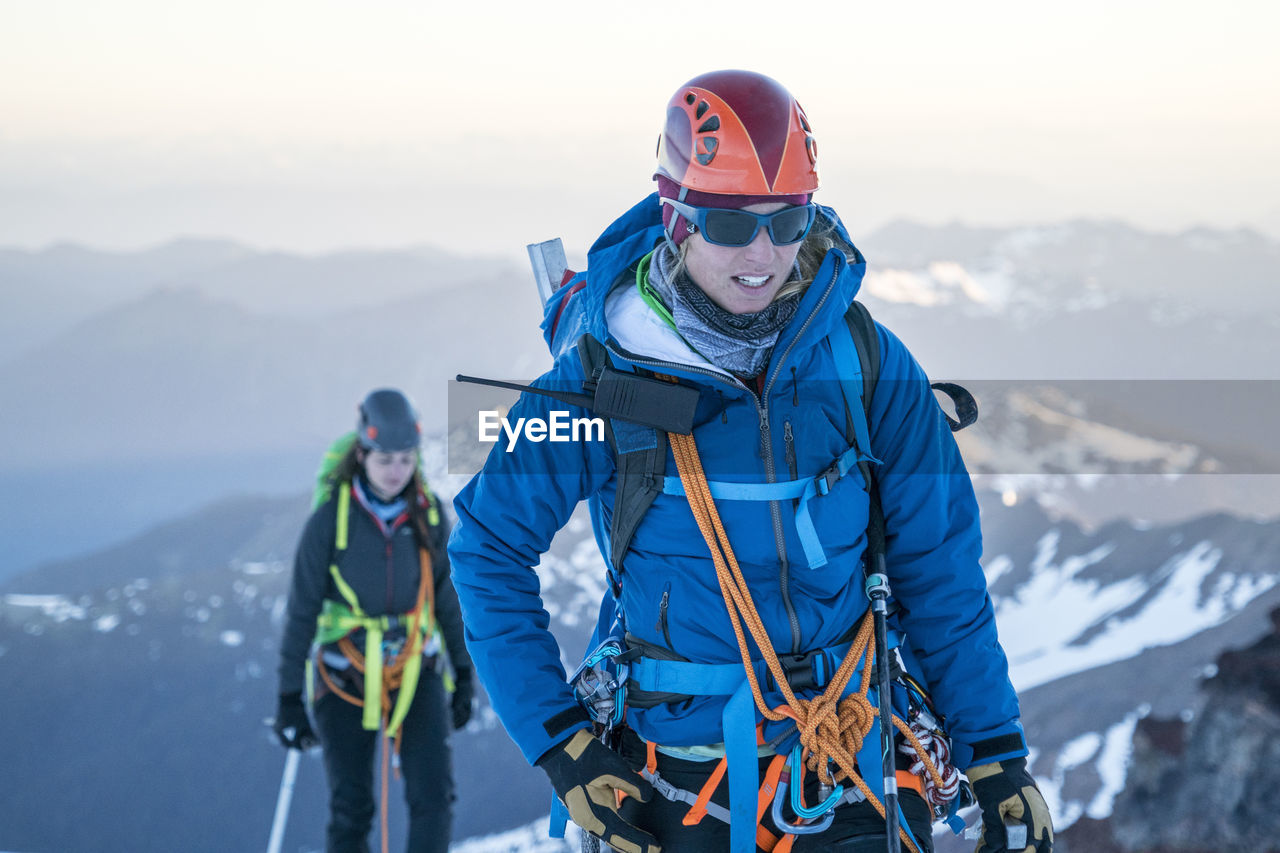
<box><xmin>771</xmin><ymin>649</ymin><xmax>824</xmax><ymax>692</ymax></box>
<box><xmin>816</xmin><ymin>463</ymin><xmax>841</xmax><ymax>496</ymax></box>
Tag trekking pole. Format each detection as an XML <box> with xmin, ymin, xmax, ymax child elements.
<box><xmin>267</xmin><ymin>747</ymin><xmax>301</xmax><ymax>853</ymax></box>
<box><xmin>866</xmin><ymin>567</ymin><xmax>902</xmax><ymax>853</ymax></box>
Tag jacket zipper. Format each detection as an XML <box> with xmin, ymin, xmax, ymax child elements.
<box><xmin>656</xmin><ymin>585</ymin><xmax>673</xmax><ymax>650</ymax></box>
<box><xmin>756</xmin><ymin>408</ymin><xmax>801</xmax><ymax>652</ymax></box>
<box><xmin>758</xmin><ymin>261</ymin><xmax>841</xmax><ymax>654</ymax></box>
<box><xmin>784</xmin><ymin>420</ymin><xmax>798</xmax><ymax>481</ymax></box>
<box><xmin>385</xmin><ymin>540</ymin><xmax>395</xmax><ymax>613</ymax></box>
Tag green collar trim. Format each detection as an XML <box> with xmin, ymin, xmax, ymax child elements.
<box><xmin>635</xmin><ymin>250</ymin><xmax>677</xmax><ymax>332</ymax></box>
<box><xmin>635</xmin><ymin>250</ymin><xmax>709</xmax><ymax>362</ymax></box>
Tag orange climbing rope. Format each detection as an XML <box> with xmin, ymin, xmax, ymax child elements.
<box><xmin>668</xmin><ymin>430</ymin><xmax>943</xmax><ymax>853</ymax></box>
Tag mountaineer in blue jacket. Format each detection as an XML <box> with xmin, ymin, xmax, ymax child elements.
<box><xmin>448</xmin><ymin>70</ymin><xmax>1052</xmax><ymax>853</ymax></box>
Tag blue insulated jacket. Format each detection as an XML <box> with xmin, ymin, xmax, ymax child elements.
<box><xmin>448</xmin><ymin>194</ymin><xmax>1026</xmax><ymax>769</ymax></box>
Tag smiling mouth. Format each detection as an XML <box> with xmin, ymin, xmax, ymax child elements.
<box><xmin>734</xmin><ymin>275</ymin><xmax>770</xmax><ymax>288</ymax></box>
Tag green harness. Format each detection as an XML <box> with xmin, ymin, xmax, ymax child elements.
<box><xmin>310</xmin><ymin>484</ymin><xmax>453</xmax><ymax>736</ymax></box>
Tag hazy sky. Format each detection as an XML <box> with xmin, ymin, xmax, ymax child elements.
<box><xmin>2</xmin><ymin>0</ymin><xmax>1278</xmax><ymax>257</ymax></box>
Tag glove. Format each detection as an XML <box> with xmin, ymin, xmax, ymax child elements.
<box><xmin>968</xmin><ymin>757</ymin><xmax>1053</xmax><ymax>852</ymax></box>
<box><xmin>536</xmin><ymin>729</ymin><xmax>661</xmax><ymax>853</ymax></box>
<box><xmin>273</xmin><ymin>692</ymin><xmax>319</xmax><ymax>751</ymax></box>
<box><xmin>451</xmin><ymin>672</ymin><xmax>475</xmax><ymax>730</ymax></box>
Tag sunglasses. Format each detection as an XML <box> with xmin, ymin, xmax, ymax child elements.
<box><xmin>661</xmin><ymin>198</ymin><xmax>817</xmax><ymax>247</ymax></box>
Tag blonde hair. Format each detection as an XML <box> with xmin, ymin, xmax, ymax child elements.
<box><xmin>672</xmin><ymin>215</ymin><xmax>838</xmax><ymax>305</ymax></box>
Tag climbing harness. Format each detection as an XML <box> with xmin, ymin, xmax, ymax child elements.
<box><xmin>311</xmin><ymin>486</ymin><xmax>452</xmax><ymax>733</ymax></box>
<box><xmin>665</xmin><ymin>427</ymin><xmax>945</xmax><ymax>853</ymax></box>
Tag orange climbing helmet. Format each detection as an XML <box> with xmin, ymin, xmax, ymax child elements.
<box><xmin>654</xmin><ymin>69</ymin><xmax>819</xmax><ymax>197</ymax></box>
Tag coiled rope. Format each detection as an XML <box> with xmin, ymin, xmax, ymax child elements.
<box><xmin>669</xmin><ymin>430</ymin><xmax>944</xmax><ymax>852</ymax></box>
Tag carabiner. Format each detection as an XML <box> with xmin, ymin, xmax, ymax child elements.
<box><xmin>770</xmin><ymin>777</ymin><xmax>834</xmax><ymax>835</ymax></box>
<box><xmin>769</xmin><ymin>746</ymin><xmax>842</xmax><ymax>835</ymax></box>
<box><xmin>570</xmin><ymin>638</ymin><xmax>630</xmax><ymax>729</ymax></box>
<box><xmin>789</xmin><ymin>747</ymin><xmax>844</xmax><ymax>820</ymax></box>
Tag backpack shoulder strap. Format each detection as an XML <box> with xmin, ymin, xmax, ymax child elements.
<box><xmin>836</xmin><ymin>301</ymin><xmax>890</xmax><ymax>580</ymax></box>
<box><xmin>834</xmin><ymin>301</ymin><xmax>880</xmax><ymax>459</ymax></box>
<box><xmin>576</xmin><ymin>334</ymin><xmax>666</xmax><ymax>593</ymax></box>
<box><xmin>844</xmin><ymin>300</ymin><xmax>880</xmax><ymax>423</ymax></box>
<box><xmin>333</xmin><ymin>481</ymin><xmax>351</xmax><ymax>553</ymax></box>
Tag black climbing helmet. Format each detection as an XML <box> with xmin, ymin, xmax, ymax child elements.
<box><xmin>356</xmin><ymin>388</ymin><xmax>421</xmax><ymax>452</ymax></box>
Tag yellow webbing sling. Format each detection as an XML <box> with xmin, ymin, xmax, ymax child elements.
<box><xmin>314</xmin><ymin>485</ymin><xmax>447</xmax><ymax>736</ymax></box>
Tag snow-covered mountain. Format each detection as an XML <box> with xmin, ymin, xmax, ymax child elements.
<box><xmin>1055</xmin><ymin>608</ymin><xmax>1280</xmax><ymax>853</ymax></box>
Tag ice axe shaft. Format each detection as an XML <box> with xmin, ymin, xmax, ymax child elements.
<box><xmin>267</xmin><ymin>748</ymin><xmax>301</xmax><ymax>853</ymax></box>
<box><xmin>867</xmin><ymin>568</ymin><xmax>901</xmax><ymax>853</ymax></box>
<box><xmin>527</xmin><ymin>238</ymin><xmax>568</xmax><ymax>308</ymax></box>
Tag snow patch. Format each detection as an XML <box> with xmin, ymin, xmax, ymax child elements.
<box><xmin>863</xmin><ymin>269</ymin><xmax>945</xmax><ymax>306</ymax></box>
<box><xmin>2</xmin><ymin>593</ymin><xmax>86</xmax><ymax>622</ymax></box>
<box><xmin>984</xmin><ymin>555</ymin><xmax>1013</xmax><ymax>585</ymax></box>
<box><xmin>1088</xmin><ymin>712</ymin><xmax>1140</xmax><ymax>819</ymax></box>
<box><xmin>1040</xmin><ymin>709</ymin><xmax>1140</xmax><ymax>830</ymax></box>
<box><xmin>1000</xmin><ymin>538</ymin><xmax>1275</xmax><ymax>691</ymax></box>
<box><xmin>450</xmin><ymin>816</ymin><xmax>577</xmax><ymax>852</ymax></box>
<box><xmin>1006</xmin><ymin>393</ymin><xmax>1203</xmax><ymax>472</ymax></box>
<box><xmin>864</xmin><ymin>263</ymin><xmax>1011</xmax><ymax>310</ymax></box>
<box><xmin>238</xmin><ymin>560</ymin><xmax>284</xmax><ymax>575</ymax></box>
<box><xmin>1056</xmin><ymin>732</ymin><xmax>1103</xmax><ymax>771</ymax></box>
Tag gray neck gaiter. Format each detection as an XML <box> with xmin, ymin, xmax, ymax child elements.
<box><xmin>648</xmin><ymin>244</ymin><xmax>801</xmax><ymax>377</ymax></box>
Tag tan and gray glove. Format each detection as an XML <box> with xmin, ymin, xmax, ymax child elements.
<box><xmin>968</xmin><ymin>757</ymin><xmax>1053</xmax><ymax>852</ymax></box>
<box><xmin>537</xmin><ymin>729</ymin><xmax>661</xmax><ymax>853</ymax></box>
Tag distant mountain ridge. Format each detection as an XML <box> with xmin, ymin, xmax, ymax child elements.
<box><xmin>0</xmin><ymin>238</ymin><xmax>522</xmax><ymax>363</ymax></box>
<box><xmin>4</xmin><ymin>218</ymin><xmax>1278</xmax><ymax>578</ymax></box>
<box><xmin>861</xmin><ymin>218</ymin><xmax>1280</xmax><ymax>319</ymax></box>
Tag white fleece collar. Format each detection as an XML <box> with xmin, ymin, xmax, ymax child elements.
<box><xmin>603</xmin><ymin>281</ymin><xmax>734</xmax><ymax>378</ymax></box>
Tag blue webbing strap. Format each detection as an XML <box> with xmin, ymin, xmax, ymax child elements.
<box><xmin>629</xmin><ymin>641</ymin><xmax>854</xmax><ymax>697</ymax></box>
<box><xmin>723</xmin><ymin>681</ymin><xmax>758</xmax><ymax>853</ymax></box>
<box><xmin>792</xmin><ymin>442</ymin><xmax>865</xmax><ymax>569</ymax></box>
<box><xmin>828</xmin><ymin>322</ymin><xmax>875</xmax><ymax>461</ymax></box>
<box><xmin>631</xmin><ymin>657</ymin><xmax>748</xmax><ymax>695</ymax></box>
<box><xmin>548</xmin><ymin>794</ymin><xmax>570</xmax><ymax>839</ymax></box>
<box><xmin>662</xmin><ymin>475</ymin><xmax>807</xmax><ymax>501</ymax></box>
<box><xmin>661</xmin><ymin>439</ymin><xmax>868</xmax><ymax>571</ymax></box>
